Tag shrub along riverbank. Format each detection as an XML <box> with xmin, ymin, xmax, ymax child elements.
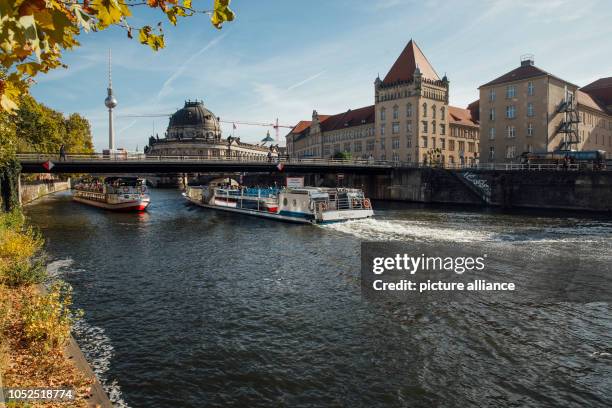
<box><xmin>0</xmin><ymin>209</ymin><xmax>93</xmax><ymax>407</ymax></box>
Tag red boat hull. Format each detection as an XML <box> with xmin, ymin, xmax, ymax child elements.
<box><xmin>73</xmin><ymin>196</ymin><xmax>150</xmax><ymax>212</ymax></box>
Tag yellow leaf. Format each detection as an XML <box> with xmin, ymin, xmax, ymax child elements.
<box><xmin>16</xmin><ymin>62</ymin><xmax>43</xmax><ymax>76</ymax></box>
<box><xmin>183</xmin><ymin>0</ymin><xmax>192</xmax><ymax>9</ymax></box>
<box><xmin>34</xmin><ymin>9</ymin><xmax>54</xmax><ymax>31</ymax></box>
<box><xmin>91</xmin><ymin>0</ymin><xmax>131</xmax><ymax>29</ymax></box>
<box><xmin>211</xmin><ymin>0</ymin><xmax>234</xmax><ymax>29</ymax></box>
<box><xmin>138</xmin><ymin>26</ymin><xmax>152</xmax><ymax>44</ymax></box>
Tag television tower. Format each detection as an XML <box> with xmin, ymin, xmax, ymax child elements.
<box><xmin>104</xmin><ymin>49</ymin><xmax>118</xmax><ymax>151</ymax></box>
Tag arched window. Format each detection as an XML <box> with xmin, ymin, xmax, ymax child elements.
<box><xmin>380</xmin><ymin>107</ymin><xmax>386</xmax><ymax>121</ymax></box>
<box><xmin>432</xmin><ymin>105</ymin><xmax>437</xmax><ymax>119</ymax></box>
<box><xmin>440</xmin><ymin>106</ymin><xmax>445</xmax><ymax>119</ymax></box>
<box><xmin>393</xmin><ymin>105</ymin><xmax>399</xmax><ymax>120</ymax></box>
<box><xmin>406</xmin><ymin>103</ymin><xmax>412</xmax><ymax>117</ymax></box>
<box><xmin>423</xmin><ymin>103</ymin><xmax>427</xmax><ymax>117</ymax></box>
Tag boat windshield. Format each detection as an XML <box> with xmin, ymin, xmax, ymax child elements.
<box><xmin>216</xmin><ymin>187</ymin><xmax>281</xmax><ymax>197</ymax></box>
<box><xmin>105</xmin><ymin>177</ymin><xmax>144</xmax><ymax>187</ymax></box>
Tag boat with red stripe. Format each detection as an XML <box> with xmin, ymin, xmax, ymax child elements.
<box><xmin>73</xmin><ymin>177</ymin><xmax>150</xmax><ymax>212</ymax></box>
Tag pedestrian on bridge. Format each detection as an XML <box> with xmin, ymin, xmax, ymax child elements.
<box><xmin>59</xmin><ymin>144</ymin><xmax>66</xmax><ymax>161</ymax></box>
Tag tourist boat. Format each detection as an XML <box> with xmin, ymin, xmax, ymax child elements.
<box><xmin>183</xmin><ymin>178</ymin><xmax>373</xmax><ymax>224</ymax></box>
<box><xmin>73</xmin><ymin>177</ymin><xmax>150</xmax><ymax>211</ymax></box>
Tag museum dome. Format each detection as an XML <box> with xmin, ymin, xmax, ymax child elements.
<box><xmin>166</xmin><ymin>100</ymin><xmax>221</xmax><ymax>140</ymax></box>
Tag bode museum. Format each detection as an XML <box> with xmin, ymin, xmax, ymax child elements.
<box><xmin>145</xmin><ymin>100</ymin><xmax>279</xmax><ymax>159</ymax></box>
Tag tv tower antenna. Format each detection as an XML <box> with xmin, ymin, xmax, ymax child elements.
<box><xmin>104</xmin><ymin>49</ymin><xmax>118</xmax><ymax>150</ymax></box>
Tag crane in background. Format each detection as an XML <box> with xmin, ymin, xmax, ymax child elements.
<box><xmin>119</xmin><ymin>113</ymin><xmax>294</xmax><ymax>143</ymax></box>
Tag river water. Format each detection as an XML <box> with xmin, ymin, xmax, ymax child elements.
<box><xmin>25</xmin><ymin>189</ymin><xmax>612</xmax><ymax>408</ymax></box>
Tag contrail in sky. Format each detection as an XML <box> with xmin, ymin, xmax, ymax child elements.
<box><xmin>286</xmin><ymin>70</ymin><xmax>325</xmax><ymax>91</ymax></box>
<box><xmin>157</xmin><ymin>33</ymin><xmax>227</xmax><ymax>100</ymax></box>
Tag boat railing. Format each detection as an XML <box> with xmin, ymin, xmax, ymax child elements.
<box><xmin>325</xmin><ymin>196</ymin><xmax>368</xmax><ymax>211</ymax></box>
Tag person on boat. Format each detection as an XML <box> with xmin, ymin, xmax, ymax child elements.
<box><xmin>59</xmin><ymin>144</ymin><xmax>66</xmax><ymax>161</ymax></box>
<box><xmin>267</xmin><ymin>151</ymin><xmax>272</xmax><ymax>162</ymax></box>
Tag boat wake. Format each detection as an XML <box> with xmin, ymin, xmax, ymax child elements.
<box><xmin>320</xmin><ymin>218</ymin><xmax>612</xmax><ymax>244</ymax></box>
<box><xmin>46</xmin><ymin>258</ymin><xmax>75</xmax><ymax>278</ymax></box>
<box><xmin>73</xmin><ymin>320</ymin><xmax>130</xmax><ymax>408</ymax></box>
<box><xmin>321</xmin><ymin>218</ymin><xmax>494</xmax><ymax>242</ymax></box>
<box><xmin>47</xmin><ymin>258</ymin><xmax>130</xmax><ymax>407</ymax></box>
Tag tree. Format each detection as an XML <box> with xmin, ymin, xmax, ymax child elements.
<box><xmin>425</xmin><ymin>147</ymin><xmax>443</xmax><ymax>167</ymax></box>
<box><xmin>65</xmin><ymin>113</ymin><xmax>94</xmax><ymax>153</ymax></box>
<box><xmin>0</xmin><ymin>0</ymin><xmax>235</xmax><ymax>112</ymax></box>
<box><xmin>11</xmin><ymin>95</ymin><xmax>94</xmax><ymax>154</ymax></box>
<box><xmin>333</xmin><ymin>151</ymin><xmax>352</xmax><ymax>160</ymax></box>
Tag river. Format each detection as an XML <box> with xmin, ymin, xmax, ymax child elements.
<box><xmin>25</xmin><ymin>189</ymin><xmax>612</xmax><ymax>408</ymax></box>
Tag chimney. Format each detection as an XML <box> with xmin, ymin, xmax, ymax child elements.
<box><xmin>520</xmin><ymin>54</ymin><xmax>535</xmax><ymax>67</ymax></box>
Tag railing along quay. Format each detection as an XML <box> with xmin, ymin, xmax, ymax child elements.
<box><xmin>15</xmin><ymin>153</ymin><xmax>608</xmax><ymax>172</ymax></box>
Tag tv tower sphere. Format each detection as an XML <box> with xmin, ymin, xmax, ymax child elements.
<box><xmin>105</xmin><ymin>94</ymin><xmax>117</xmax><ymax>109</ymax></box>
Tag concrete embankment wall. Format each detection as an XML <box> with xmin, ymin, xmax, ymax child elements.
<box><xmin>311</xmin><ymin>169</ymin><xmax>482</xmax><ymax>205</ymax></box>
<box><xmin>477</xmin><ymin>170</ymin><xmax>612</xmax><ymax>212</ymax></box>
<box><xmin>306</xmin><ymin>168</ymin><xmax>612</xmax><ymax>212</ymax></box>
<box><xmin>20</xmin><ymin>179</ymin><xmax>71</xmax><ymax>205</ymax></box>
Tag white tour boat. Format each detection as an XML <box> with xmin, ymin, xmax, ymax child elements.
<box><xmin>183</xmin><ymin>178</ymin><xmax>373</xmax><ymax>224</ymax></box>
<box><xmin>73</xmin><ymin>177</ymin><xmax>150</xmax><ymax>212</ymax></box>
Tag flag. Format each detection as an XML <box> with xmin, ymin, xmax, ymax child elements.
<box><xmin>276</xmin><ymin>163</ymin><xmax>284</xmax><ymax>171</ymax></box>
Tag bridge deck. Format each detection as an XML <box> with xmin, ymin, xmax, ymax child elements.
<box><xmin>16</xmin><ymin>154</ymin><xmax>608</xmax><ymax>174</ymax></box>
<box><xmin>16</xmin><ymin>154</ymin><xmax>393</xmax><ymax>174</ymax></box>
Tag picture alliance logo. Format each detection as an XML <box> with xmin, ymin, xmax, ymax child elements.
<box><xmin>372</xmin><ymin>254</ymin><xmax>487</xmax><ymax>275</ymax></box>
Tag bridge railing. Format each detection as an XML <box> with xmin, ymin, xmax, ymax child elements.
<box><xmin>15</xmin><ymin>153</ymin><xmax>608</xmax><ymax>171</ymax></box>
<box><xmin>15</xmin><ymin>153</ymin><xmax>394</xmax><ymax>167</ymax></box>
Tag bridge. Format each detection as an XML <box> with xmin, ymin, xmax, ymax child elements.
<box><xmin>16</xmin><ymin>153</ymin><xmax>605</xmax><ymax>174</ymax></box>
<box><xmin>10</xmin><ymin>153</ymin><xmax>612</xmax><ymax>212</ymax></box>
<box><xmin>16</xmin><ymin>153</ymin><xmax>393</xmax><ymax>175</ymax></box>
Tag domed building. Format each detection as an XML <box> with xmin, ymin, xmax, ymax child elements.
<box><xmin>145</xmin><ymin>100</ymin><xmax>278</xmax><ymax>160</ymax></box>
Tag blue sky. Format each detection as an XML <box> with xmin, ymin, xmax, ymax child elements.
<box><xmin>30</xmin><ymin>0</ymin><xmax>612</xmax><ymax>151</ymax></box>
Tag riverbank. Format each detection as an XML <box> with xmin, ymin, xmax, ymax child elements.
<box><xmin>0</xmin><ymin>210</ymin><xmax>111</xmax><ymax>407</ymax></box>
<box><xmin>20</xmin><ymin>178</ymin><xmax>71</xmax><ymax>206</ymax></box>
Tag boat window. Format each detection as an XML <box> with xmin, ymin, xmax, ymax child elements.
<box><xmin>292</xmin><ymin>199</ymin><xmax>297</xmax><ymax>207</ymax></box>
<box><xmin>283</xmin><ymin>198</ymin><xmax>288</xmax><ymax>206</ymax></box>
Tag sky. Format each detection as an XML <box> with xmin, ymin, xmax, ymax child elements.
<box><xmin>30</xmin><ymin>0</ymin><xmax>612</xmax><ymax>151</ymax></box>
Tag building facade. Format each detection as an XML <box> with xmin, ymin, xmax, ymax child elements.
<box><xmin>478</xmin><ymin>58</ymin><xmax>612</xmax><ymax>163</ymax></box>
<box><xmin>286</xmin><ymin>40</ymin><xmax>480</xmax><ymax>165</ymax></box>
<box><xmin>146</xmin><ymin>100</ymin><xmax>279</xmax><ymax>159</ymax></box>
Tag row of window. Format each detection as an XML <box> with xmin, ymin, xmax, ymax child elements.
<box><xmin>488</xmin><ymin>104</ymin><xmax>535</xmax><ymax>120</ymax></box>
<box><xmin>488</xmin><ymin>81</ymin><xmax>535</xmax><ymax>101</ymax></box>
<box><xmin>378</xmin><ymin>136</ymin><xmax>478</xmax><ymax>152</ymax></box>
<box><xmin>487</xmin><ymin>144</ymin><xmax>534</xmax><ymax>160</ymax></box>
<box><xmin>418</xmin><ymin>137</ymin><xmax>477</xmax><ymax>152</ymax></box>
<box><xmin>322</xmin><ymin>127</ymin><xmax>375</xmax><ymax>143</ymax></box>
<box><xmin>380</xmin><ymin>121</ymin><xmax>448</xmax><ymax>136</ymax></box>
<box><xmin>380</xmin><ymin>103</ymin><xmax>446</xmax><ymax>121</ymax></box>
<box><xmin>581</xmin><ymin>111</ymin><xmax>612</xmax><ymax>129</ymax></box>
<box><xmin>488</xmin><ymin>124</ymin><xmax>535</xmax><ymax>139</ymax></box>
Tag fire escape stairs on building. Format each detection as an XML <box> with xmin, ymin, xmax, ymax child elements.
<box><xmin>554</xmin><ymin>98</ymin><xmax>580</xmax><ymax>150</ymax></box>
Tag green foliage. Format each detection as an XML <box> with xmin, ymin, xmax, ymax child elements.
<box><xmin>0</xmin><ymin>209</ymin><xmax>47</xmax><ymax>286</ymax></box>
<box><xmin>333</xmin><ymin>151</ymin><xmax>352</xmax><ymax>160</ymax></box>
<box><xmin>22</xmin><ymin>281</ymin><xmax>81</xmax><ymax>350</ymax></box>
<box><xmin>13</xmin><ymin>94</ymin><xmax>94</xmax><ymax>154</ymax></box>
<box><xmin>0</xmin><ymin>108</ymin><xmax>17</xmax><ymax>161</ymax></box>
<box><xmin>0</xmin><ymin>155</ymin><xmax>20</xmax><ymax>212</ymax></box>
<box><xmin>426</xmin><ymin>148</ymin><xmax>443</xmax><ymax>167</ymax></box>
